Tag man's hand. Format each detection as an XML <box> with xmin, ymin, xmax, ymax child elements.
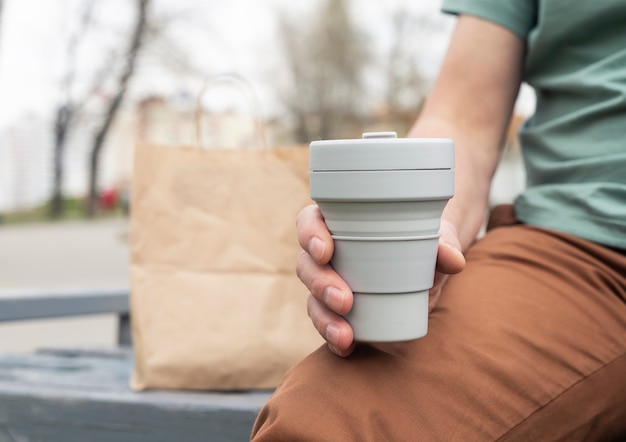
<box><xmin>430</xmin><ymin>219</ymin><xmax>465</xmax><ymax>312</ymax></box>
<box><xmin>296</xmin><ymin>205</ymin><xmax>465</xmax><ymax>358</ymax></box>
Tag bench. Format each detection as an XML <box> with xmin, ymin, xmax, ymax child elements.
<box><xmin>0</xmin><ymin>289</ymin><xmax>272</xmax><ymax>442</ymax></box>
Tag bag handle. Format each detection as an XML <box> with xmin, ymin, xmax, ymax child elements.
<box><xmin>194</xmin><ymin>74</ymin><xmax>268</xmax><ymax>149</ymax></box>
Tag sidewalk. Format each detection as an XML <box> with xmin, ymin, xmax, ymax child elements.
<box><xmin>0</xmin><ymin>218</ymin><xmax>130</xmax><ymax>353</ymax></box>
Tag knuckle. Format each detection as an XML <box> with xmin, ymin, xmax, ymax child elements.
<box><xmin>307</xmin><ymin>295</ymin><xmax>327</xmax><ymax>335</ymax></box>
<box><xmin>295</xmin><ymin>204</ymin><xmax>316</xmax><ymax>229</ymax></box>
<box><xmin>307</xmin><ymin>270</ymin><xmax>327</xmax><ymax>300</ymax></box>
<box><xmin>295</xmin><ymin>250</ymin><xmax>308</xmax><ymax>277</ymax></box>
<box><xmin>296</xmin><ymin>252</ymin><xmax>329</xmax><ymax>302</ymax></box>
<box><xmin>295</xmin><ymin>207</ymin><xmax>306</xmax><ymax>229</ymax></box>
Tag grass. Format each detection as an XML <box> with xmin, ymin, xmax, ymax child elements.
<box><xmin>0</xmin><ymin>197</ymin><xmax>127</xmax><ymax>225</ymax></box>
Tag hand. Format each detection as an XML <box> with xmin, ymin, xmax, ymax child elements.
<box><xmin>296</xmin><ymin>205</ymin><xmax>465</xmax><ymax>357</ymax></box>
<box><xmin>429</xmin><ymin>219</ymin><xmax>466</xmax><ymax>312</ymax></box>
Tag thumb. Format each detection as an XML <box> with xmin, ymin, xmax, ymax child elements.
<box><xmin>436</xmin><ymin>221</ymin><xmax>466</xmax><ymax>275</ymax></box>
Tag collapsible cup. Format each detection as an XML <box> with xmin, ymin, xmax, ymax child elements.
<box><xmin>309</xmin><ymin>132</ymin><xmax>454</xmax><ymax>342</ymax></box>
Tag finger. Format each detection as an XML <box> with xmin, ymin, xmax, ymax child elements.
<box><xmin>436</xmin><ymin>221</ymin><xmax>466</xmax><ymax>274</ymax></box>
<box><xmin>296</xmin><ymin>251</ymin><xmax>353</xmax><ymax>315</ymax></box>
<box><xmin>307</xmin><ymin>295</ymin><xmax>355</xmax><ymax>357</ymax></box>
<box><xmin>436</xmin><ymin>240</ymin><xmax>466</xmax><ymax>274</ymax></box>
<box><xmin>296</xmin><ymin>205</ymin><xmax>334</xmax><ymax>265</ymax></box>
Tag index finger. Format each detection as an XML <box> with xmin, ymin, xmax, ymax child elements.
<box><xmin>296</xmin><ymin>204</ymin><xmax>334</xmax><ymax>265</ymax></box>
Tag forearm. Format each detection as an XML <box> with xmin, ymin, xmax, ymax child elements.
<box><xmin>406</xmin><ymin>15</ymin><xmax>525</xmax><ymax>250</ymax></box>
<box><xmin>408</xmin><ymin>117</ymin><xmax>501</xmax><ymax>250</ymax></box>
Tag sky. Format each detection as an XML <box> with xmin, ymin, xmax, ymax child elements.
<box><xmin>0</xmin><ymin>0</ymin><xmax>535</xmax><ymax>131</ymax></box>
<box><xmin>0</xmin><ymin>0</ymin><xmax>457</xmax><ymax>129</ymax></box>
<box><xmin>0</xmin><ymin>0</ymin><xmax>535</xmax><ymax>213</ymax></box>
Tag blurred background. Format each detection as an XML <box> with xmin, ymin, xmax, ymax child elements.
<box><xmin>0</xmin><ymin>0</ymin><xmax>531</xmax><ymax>353</ymax></box>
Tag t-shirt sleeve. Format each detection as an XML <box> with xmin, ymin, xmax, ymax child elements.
<box><xmin>441</xmin><ymin>0</ymin><xmax>538</xmax><ymax>40</ymax></box>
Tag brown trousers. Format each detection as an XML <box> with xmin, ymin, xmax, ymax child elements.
<box><xmin>251</xmin><ymin>207</ymin><xmax>626</xmax><ymax>441</ymax></box>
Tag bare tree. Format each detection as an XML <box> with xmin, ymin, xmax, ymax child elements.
<box><xmin>49</xmin><ymin>0</ymin><xmax>200</xmax><ymax>218</ymax></box>
<box><xmin>85</xmin><ymin>0</ymin><xmax>150</xmax><ymax>217</ymax></box>
<box><xmin>277</xmin><ymin>0</ymin><xmax>370</xmax><ymax>142</ymax></box>
<box><xmin>50</xmin><ymin>1</ymin><xmax>96</xmax><ymax>218</ymax></box>
<box><xmin>382</xmin><ymin>11</ymin><xmax>437</xmax><ymax>133</ymax></box>
<box><xmin>383</xmin><ymin>9</ymin><xmax>432</xmax><ymax>132</ymax></box>
<box><xmin>274</xmin><ymin>3</ymin><xmax>448</xmax><ymax>140</ymax></box>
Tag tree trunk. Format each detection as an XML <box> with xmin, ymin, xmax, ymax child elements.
<box><xmin>86</xmin><ymin>0</ymin><xmax>149</xmax><ymax>217</ymax></box>
<box><xmin>49</xmin><ymin>1</ymin><xmax>95</xmax><ymax>219</ymax></box>
<box><xmin>50</xmin><ymin>106</ymin><xmax>72</xmax><ymax>218</ymax></box>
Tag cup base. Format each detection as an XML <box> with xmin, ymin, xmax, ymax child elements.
<box><xmin>345</xmin><ymin>291</ymin><xmax>429</xmax><ymax>343</ymax></box>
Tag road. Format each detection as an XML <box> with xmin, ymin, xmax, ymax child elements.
<box><xmin>0</xmin><ymin>218</ymin><xmax>129</xmax><ymax>353</ymax></box>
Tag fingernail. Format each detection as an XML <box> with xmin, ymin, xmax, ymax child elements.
<box><xmin>324</xmin><ymin>287</ymin><xmax>346</xmax><ymax>313</ymax></box>
<box><xmin>308</xmin><ymin>237</ymin><xmax>325</xmax><ymax>262</ymax></box>
<box><xmin>325</xmin><ymin>323</ymin><xmax>340</xmax><ymax>346</ymax></box>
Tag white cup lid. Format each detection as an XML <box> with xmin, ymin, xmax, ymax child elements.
<box><xmin>310</xmin><ymin>132</ymin><xmax>454</xmax><ymax>171</ymax></box>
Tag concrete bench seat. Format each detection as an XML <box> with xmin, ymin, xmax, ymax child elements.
<box><xmin>0</xmin><ymin>289</ymin><xmax>270</xmax><ymax>442</ymax></box>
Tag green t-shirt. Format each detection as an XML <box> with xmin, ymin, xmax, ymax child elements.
<box><xmin>441</xmin><ymin>0</ymin><xmax>626</xmax><ymax>250</ymax></box>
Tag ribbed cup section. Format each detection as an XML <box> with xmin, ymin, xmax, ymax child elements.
<box><xmin>309</xmin><ymin>133</ymin><xmax>454</xmax><ymax>342</ymax></box>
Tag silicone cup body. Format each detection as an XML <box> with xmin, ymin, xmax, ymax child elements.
<box><xmin>309</xmin><ymin>133</ymin><xmax>454</xmax><ymax>342</ymax></box>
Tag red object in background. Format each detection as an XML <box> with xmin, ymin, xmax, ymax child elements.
<box><xmin>100</xmin><ymin>188</ymin><xmax>118</xmax><ymax>210</ymax></box>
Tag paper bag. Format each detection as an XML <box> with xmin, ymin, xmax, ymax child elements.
<box><xmin>129</xmin><ymin>141</ymin><xmax>323</xmax><ymax>391</ymax></box>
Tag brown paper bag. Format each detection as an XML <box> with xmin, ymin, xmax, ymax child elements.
<box><xmin>129</xmin><ymin>104</ymin><xmax>322</xmax><ymax>390</ymax></box>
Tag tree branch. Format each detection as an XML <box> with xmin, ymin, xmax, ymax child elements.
<box><xmin>86</xmin><ymin>0</ymin><xmax>150</xmax><ymax>217</ymax></box>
